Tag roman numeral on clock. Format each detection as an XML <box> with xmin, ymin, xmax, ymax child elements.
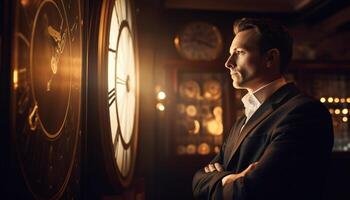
<box><xmin>108</xmin><ymin>88</ymin><xmax>116</xmax><ymax>106</ymax></box>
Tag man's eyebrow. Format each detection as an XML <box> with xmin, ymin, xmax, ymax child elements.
<box><xmin>229</xmin><ymin>46</ymin><xmax>245</xmax><ymax>54</ymax></box>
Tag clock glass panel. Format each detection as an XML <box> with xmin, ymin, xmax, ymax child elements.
<box><xmin>105</xmin><ymin>0</ymin><xmax>138</xmax><ymax>183</ymax></box>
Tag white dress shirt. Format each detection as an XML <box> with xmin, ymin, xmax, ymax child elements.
<box><xmin>240</xmin><ymin>77</ymin><xmax>288</xmax><ymax>132</ymax></box>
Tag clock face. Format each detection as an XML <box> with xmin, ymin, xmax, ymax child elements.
<box><xmin>175</xmin><ymin>22</ymin><xmax>223</xmax><ymax>61</ymax></box>
<box><xmin>11</xmin><ymin>0</ymin><xmax>82</xmax><ymax>199</ymax></box>
<box><xmin>98</xmin><ymin>0</ymin><xmax>139</xmax><ymax>188</ymax></box>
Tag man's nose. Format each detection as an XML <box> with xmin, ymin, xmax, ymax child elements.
<box><xmin>225</xmin><ymin>54</ymin><xmax>237</xmax><ymax>69</ymax></box>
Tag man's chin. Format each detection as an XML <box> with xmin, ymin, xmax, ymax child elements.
<box><xmin>232</xmin><ymin>80</ymin><xmax>246</xmax><ymax>90</ymax></box>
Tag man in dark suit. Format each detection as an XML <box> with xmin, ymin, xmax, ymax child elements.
<box><xmin>192</xmin><ymin>18</ymin><xmax>334</xmax><ymax>200</ymax></box>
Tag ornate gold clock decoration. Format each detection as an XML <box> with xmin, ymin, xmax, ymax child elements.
<box><xmin>179</xmin><ymin>80</ymin><xmax>200</xmax><ymax>100</ymax></box>
<box><xmin>90</xmin><ymin>0</ymin><xmax>139</xmax><ymax>190</ymax></box>
<box><xmin>186</xmin><ymin>119</ymin><xmax>200</xmax><ymax>135</ymax></box>
<box><xmin>174</xmin><ymin>73</ymin><xmax>227</xmax><ymax>156</ymax></box>
<box><xmin>174</xmin><ymin>21</ymin><xmax>223</xmax><ymax>61</ymax></box>
<box><xmin>206</xmin><ymin>106</ymin><xmax>223</xmax><ymax>135</ymax></box>
<box><xmin>185</xmin><ymin>105</ymin><xmax>197</xmax><ymax>117</ymax></box>
<box><xmin>203</xmin><ymin>79</ymin><xmax>222</xmax><ymax>100</ymax></box>
<box><xmin>206</xmin><ymin>119</ymin><xmax>223</xmax><ymax>136</ymax></box>
<box><xmin>11</xmin><ymin>0</ymin><xmax>82</xmax><ymax>198</ymax></box>
<box><xmin>186</xmin><ymin>144</ymin><xmax>197</xmax><ymax>155</ymax></box>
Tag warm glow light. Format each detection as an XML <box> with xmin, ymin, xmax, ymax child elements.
<box><xmin>213</xmin><ymin>106</ymin><xmax>223</xmax><ymax>117</ymax></box>
<box><xmin>156</xmin><ymin>103</ymin><xmax>165</xmax><ymax>111</ymax></box>
<box><xmin>197</xmin><ymin>143</ymin><xmax>210</xmax><ymax>155</ymax></box>
<box><xmin>20</xmin><ymin>0</ymin><xmax>30</xmax><ymax>6</ymax></box>
<box><xmin>13</xmin><ymin>69</ymin><xmax>18</xmax><ymax>89</ymax></box>
<box><xmin>347</xmin><ymin>98</ymin><xmax>350</xmax><ymax>103</ymax></box>
<box><xmin>157</xmin><ymin>91</ymin><xmax>166</xmax><ymax>100</ymax></box>
<box><xmin>327</xmin><ymin>97</ymin><xmax>333</xmax><ymax>103</ymax></box>
<box><xmin>342</xmin><ymin>109</ymin><xmax>349</xmax><ymax>115</ymax></box>
<box><xmin>186</xmin><ymin>144</ymin><xmax>196</xmax><ymax>155</ymax></box>
<box><xmin>334</xmin><ymin>98</ymin><xmax>340</xmax><ymax>103</ymax></box>
<box><xmin>207</xmin><ymin>120</ymin><xmax>223</xmax><ymax>135</ymax></box>
<box><xmin>320</xmin><ymin>97</ymin><xmax>326</xmax><ymax>103</ymax></box>
<box><xmin>186</xmin><ymin>105</ymin><xmax>197</xmax><ymax>117</ymax></box>
<box><xmin>174</xmin><ymin>37</ymin><xmax>180</xmax><ymax>46</ymax></box>
<box><xmin>343</xmin><ymin>117</ymin><xmax>348</xmax><ymax>122</ymax></box>
<box><xmin>329</xmin><ymin>109</ymin><xmax>334</xmax><ymax>114</ymax></box>
<box><xmin>340</xmin><ymin>98</ymin><xmax>346</xmax><ymax>103</ymax></box>
<box><xmin>335</xmin><ymin>109</ymin><xmax>340</xmax><ymax>115</ymax></box>
<box><xmin>193</xmin><ymin>120</ymin><xmax>200</xmax><ymax>134</ymax></box>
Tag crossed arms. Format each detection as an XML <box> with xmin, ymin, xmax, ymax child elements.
<box><xmin>192</xmin><ymin>102</ymin><xmax>333</xmax><ymax>200</ymax></box>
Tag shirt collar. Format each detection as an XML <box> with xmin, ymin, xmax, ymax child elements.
<box><xmin>241</xmin><ymin>77</ymin><xmax>287</xmax><ymax>111</ymax></box>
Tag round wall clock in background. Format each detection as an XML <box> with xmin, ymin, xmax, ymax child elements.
<box><xmin>88</xmin><ymin>0</ymin><xmax>139</xmax><ymax>193</ymax></box>
<box><xmin>174</xmin><ymin>21</ymin><xmax>223</xmax><ymax>61</ymax></box>
<box><xmin>10</xmin><ymin>0</ymin><xmax>82</xmax><ymax>199</ymax></box>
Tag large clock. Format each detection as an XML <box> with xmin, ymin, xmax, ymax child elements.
<box><xmin>89</xmin><ymin>0</ymin><xmax>139</xmax><ymax>191</ymax></box>
<box><xmin>174</xmin><ymin>22</ymin><xmax>223</xmax><ymax>61</ymax></box>
<box><xmin>11</xmin><ymin>0</ymin><xmax>82</xmax><ymax>199</ymax></box>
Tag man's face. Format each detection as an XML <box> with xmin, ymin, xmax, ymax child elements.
<box><xmin>225</xmin><ymin>29</ymin><xmax>267</xmax><ymax>90</ymax></box>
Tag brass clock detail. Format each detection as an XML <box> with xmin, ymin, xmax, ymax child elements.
<box><xmin>92</xmin><ymin>0</ymin><xmax>139</xmax><ymax>190</ymax></box>
<box><xmin>11</xmin><ymin>0</ymin><xmax>82</xmax><ymax>199</ymax></box>
<box><xmin>179</xmin><ymin>80</ymin><xmax>200</xmax><ymax>100</ymax></box>
<box><xmin>174</xmin><ymin>22</ymin><xmax>223</xmax><ymax>61</ymax></box>
<box><xmin>203</xmin><ymin>79</ymin><xmax>222</xmax><ymax>100</ymax></box>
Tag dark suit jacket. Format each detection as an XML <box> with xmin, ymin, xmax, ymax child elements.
<box><xmin>192</xmin><ymin>83</ymin><xmax>334</xmax><ymax>200</ymax></box>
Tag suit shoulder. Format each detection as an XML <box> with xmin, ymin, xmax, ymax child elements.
<box><xmin>286</xmin><ymin>93</ymin><xmax>330</xmax><ymax>117</ymax></box>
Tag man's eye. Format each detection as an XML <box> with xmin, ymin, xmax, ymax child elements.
<box><xmin>237</xmin><ymin>50</ymin><xmax>245</xmax><ymax>55</ymax></box>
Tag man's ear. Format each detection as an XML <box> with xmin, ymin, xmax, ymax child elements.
<box><xmin>265</xmin><ymin>48</ymin><xmax>280</xmax><ymax>68</ymax></box>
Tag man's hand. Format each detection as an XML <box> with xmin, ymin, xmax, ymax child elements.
<box><xmin>204</xmin><ymin>162</ymin><xmax>224</xmax><ymax>173</ymax></box>
<box><xmin>221</xmin><ymin>162</ymin><xmax>258</xmax><ymax>186</ymax></box>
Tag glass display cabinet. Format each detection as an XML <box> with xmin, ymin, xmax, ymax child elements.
<box><xmin>174</xmin><ymin>72</ymin><xmax>225</xmax><ymax>156</ymax></box>
<box><xmin>163</xmin><ymin>61</ymin><xmax>238</xmax><ymax>160</ymax></box>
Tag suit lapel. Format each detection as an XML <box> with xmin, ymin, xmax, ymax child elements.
<box><xmin>224</xmin><ymin>115</ymin><xmax>246</xmax><ymax>166</ymax></box>
<box><xmin>226</xmin><ymin>103</ymin><xmax>274</xmax><ymax>166</ymax></box>
<box><xmin>226</xmin><ymin>83</ymin><xmax>300</xmax><ymax>166</ymax></box>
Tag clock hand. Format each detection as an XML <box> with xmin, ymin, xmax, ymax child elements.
<box><xmin>47</xmin><ymin>25</ymin><xmax>61</xmax><ymax>74</ymax></box>
<box><xmin>47</xmin><ymin>26</ymin><xmax>67</xmax><ymax>91</ymax></box>
<box><xmin>47</xmin><ymin>25</ymin><xmax>68</xmax><ymax>53</ymax></box>
<box><xmin>52</xmin><ymin>28</ymin><xmax>67</xmax><ymax>74</ymax></box>
<box><xmin>116</xmin><ymin>76</ymin><xmax>128</xmax><ymax>84</ymax></box>
<box><xmin>47</xmin><ymin>25</ymin><xmax>59</xmax><ymax>91</ymax></box>
<box><xmin>48</xmin><ymin>25</ymin><xmax>61</xmax><ymax>43</ymax></box>
<box><xmin>58</xmin><ymin>29</ymin><xmax>67</xmax><ymax>54</ymax></box>
<box><xmin>116</xmin><ymin>76</ymin><xmax>130</xmax><ymax>92</ymax></box>
<box><xmin>28</xmin><ymin>104</ymin><xmax>39</xmax><ymax>131</ymax></box>
<box><xmin>193</xmin><ymin>38</ymin><xmax>215</xmax><ymax>48</ymax></box>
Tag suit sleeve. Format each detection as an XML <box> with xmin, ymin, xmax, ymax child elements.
<box><xmin>192</xmin><ymin>126</ymin><xmax>235</xmax><ymax>199</ymax></box>
<box><xmin>216</xmin><ymin>101</ymin><xmax>334</xmax><ymax>200</ymax></box>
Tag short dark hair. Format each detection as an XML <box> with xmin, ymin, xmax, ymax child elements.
<box><xmin>233</xmin><ymin>18</ymin><xmax>293</xmax><ymax>73</ymax></box>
